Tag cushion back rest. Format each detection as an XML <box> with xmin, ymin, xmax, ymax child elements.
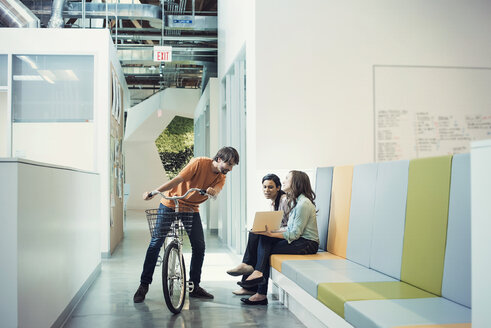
<box><xmin>346</xmin><ymin>163</ymin><xmax>378</xmax><ymax>267</ymax></box>
<box><xmin>315</xmin><ymin>167</ymin><xmax>334</xmax><ymax>251</ymax></box>
<box><xmin>327</xmin><ymin>165</ymin><xmax>354</xmax><ymax>258</ymax></box>
<box><xmin>369</xmin><ymin>160</ymin><xmax>410</xmax><ymax>279</ymax></box>
<box><xmin>442</xmin><ymin>153</ymin><xmax>471</xmax><ymax>307</ymax></box>
<box><xmin>401</xmin><ymin>155</ymin><xmax>452</xmax><ymax>295</ymax></box>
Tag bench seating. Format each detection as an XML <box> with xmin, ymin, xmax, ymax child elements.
<box><xmin>270</xmin><ymin>154</ymin><xmax>471</xmax><ymax>328</ymax></box>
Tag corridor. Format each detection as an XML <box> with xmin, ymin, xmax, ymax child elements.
<box><xmin>63</xmin><ymin>210</ymin><xmax>305</xmax><ymax>327</ymax></box>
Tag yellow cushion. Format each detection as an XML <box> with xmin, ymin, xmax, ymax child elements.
<box><xmin>317</xmin><ymin>281</ymin><xmax>436</xmax><ymax>318</ymax></box>
<box><xmin>270</xmin><ymin>252</ymin><xmax>342</xmax><ymax>272</ymax></box>
<box><xmin>401</xmin><ymin>155</ymin><xmax>452</xmax><ymax>295</ymax></box>
<box><xmin>327</xmin><ymin>166</ymin><xmax>354</xmax><ymax>258</ymax></box>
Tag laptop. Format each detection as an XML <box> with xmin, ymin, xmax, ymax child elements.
<box><xmin>250</xmin><ymin>211</ymin><xmax>284</xmax><ymax>233</ymax></box>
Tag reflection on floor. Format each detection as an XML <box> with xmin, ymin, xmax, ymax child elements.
<box><xmin>63</xmin><ymin>210</ymin><xmax>305</xmax><ymax>328</ymax></box>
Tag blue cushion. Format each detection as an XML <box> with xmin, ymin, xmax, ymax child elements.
<box><xmin>442</xmin><ymin>153</ymin><xmax>471</xmax><ymax>307</ymax></box>
<box><xmin>282</xmin><ymin>259</ymin><xmax>395</xmax><ymax>298</ymax></box>
<box><xmin>282</xmin><ymin>259</ymin><xmax>366</xmax><ymax>280</ymax></box>
<box><xmin>347</xmin><ymin>163</ymin><xmax>378</xmax><ymax>267</ymax></box>
<box><xmin>315</xmin><ymin>167</ymin><xmax>334</xmax><ymax>251</ymax></box>
<box><xmin>299</xmin><ymin>268</ymin><xmax>395</xmax><ymax>298</ymax></box>
<box><xmin>369</xmin><ymin>160</ymin><xmax>409</xmax><ymax>279</ymax></box>
<box><xmin>281</xmin><ymin>259</ymin><xmax>337</xmax><ymax>280</ymax></box>
<box><xmin>345</xmin><ymin>298</ymin><xmax>471</xmax><ymax>328</ymax></box>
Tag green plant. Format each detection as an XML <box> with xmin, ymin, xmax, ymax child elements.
<box><xmin>155</xmin><ymin>116</ymin><xmax>194</xmax><ymax>179</ymax></box>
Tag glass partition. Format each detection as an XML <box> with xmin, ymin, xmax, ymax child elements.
<box><xmin>221</xmin><ymin>50</ymin><xmax>247</xmax><ymax>253</ymax></box>
<box><xmin>12</xmin><ymin>55</ymin><xmax>94</xmax><ymax>122</ymax></box>
<box><xmin>0</xmin><ymin>55</ymin><xmax>8</xmax><ymax>156</ymax></box>
<box><xmin>0</xmin><ymin>55</ymin><xmax>7</xmax><ymax>86</ymax></box>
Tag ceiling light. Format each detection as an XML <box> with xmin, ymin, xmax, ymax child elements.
<box><xmin>60</xmin><ymin>69</ymin><xmax>79</xmax><ymax>81</ymax></box>
<box><xmin>17</xmin><ymin>55</ymin><xmax>38</xmax><ymax>69</ymax></box>
<box><xmin>37</xmin><ymin>70</ymin><xmax>56</xmax><ymax>84</ymax></box>
<box><xmin>13</xmin><ymin>75</ymin><xmax>43</xmax><ymax>81</ymax></box>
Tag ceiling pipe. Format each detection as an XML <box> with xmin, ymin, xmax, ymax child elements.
<box><xmin>0</xmin><ymin>0</ymin><xmax>39</xmax><ymax>27</ymax></box>
<box><xmin>64</xmin><ymin>3</ymin><xmax>162</xmax><ymax>25</ymax></box>
<box><xmin>47</xmin><ymin>0</ymin><xmax>65</xmax><ymax>28</ymax></box>
<box><xmin>113</xmin><ymin>34</ymin><xmax>217</xmax><ymax>42</ymax></box>
<box><xmin>23</xmin><ymin>2</ymin><xmax>216</xmax><ymax>31</ymax></box>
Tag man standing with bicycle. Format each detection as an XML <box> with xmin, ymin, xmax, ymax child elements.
<box><xmin>134</xmin><ymin>146</ymin><xmax>239</xmax><ymax>303</ymax></box>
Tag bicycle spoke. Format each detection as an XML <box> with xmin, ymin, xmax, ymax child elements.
<box><xmin>166</xmin><ymin>247</ymin><xmax>185</xmax><ymax>309</ymax></box>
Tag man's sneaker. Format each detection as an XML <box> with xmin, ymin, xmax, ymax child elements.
<box><xmin>133</xmin><ymin>284</ymin><xmax>149</xmax><ymax>303</ymax></box>
<box><xmin>189</xmin><ymin>286</ymin><xmax>214</xmax><ymax>299</ymax></box>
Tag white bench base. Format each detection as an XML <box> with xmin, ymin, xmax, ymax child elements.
<box><xmin>271</xmin><ymin>268</ymin><xmax>353</xmax><ymax>328</ymax></box>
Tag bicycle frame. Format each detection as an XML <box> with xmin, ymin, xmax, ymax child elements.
<box><xmin>147</xmin><ymin>187</ymin><xmax>209</xmax><ymax>313</ymax></box>
<box><xmin>152</xmin><ymin>187</ymin><xmax>207</xmax><ymax>257</ymax></box>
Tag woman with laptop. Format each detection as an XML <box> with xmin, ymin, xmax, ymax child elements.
<box><xmin>238</xmin><ymin>170</ymin><xmax>319</xmax><ymax>305</ymax></box>
<box><xmin>226</xmin><ymin>173</ymin><xmax>288</xmax><ymax>295</ymax></box>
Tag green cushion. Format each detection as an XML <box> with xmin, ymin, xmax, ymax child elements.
<box><xmin>317</xmin><ymin>281</ymin><xmax>437</xmax><ymax>318</ymax></box>
<box><xmin>401</xmin><ymin>155</ymin><xmax>452</xmax><ymax>295</ymax></box>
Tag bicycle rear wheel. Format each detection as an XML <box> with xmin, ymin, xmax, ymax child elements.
<box><xmin>162</xmin><ymin>241</ymin><xmax>186</xmax><ymax>314</ymax></box>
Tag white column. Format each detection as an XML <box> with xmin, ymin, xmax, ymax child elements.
<box><xmin>471</xmin><ymin>139</ymin><xmax>491</xmax><ymax>327</ymax></box>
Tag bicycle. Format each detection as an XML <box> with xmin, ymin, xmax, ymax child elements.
<box><xmin>145</xmin><ymin>188</ymin><xmax>210</xmax><ymax>314</ymax></box>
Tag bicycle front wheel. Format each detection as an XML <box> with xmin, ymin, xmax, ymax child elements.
<box><xmin>162</xmin><ymin>241</ymin><xmax>186</xmax><ymax>314</ymax></box>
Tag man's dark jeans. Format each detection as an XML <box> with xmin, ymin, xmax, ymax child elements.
<box><xmin>255</xmin><ymin>235</ymin><xmax>318</xmax><ymax>295</ymax></box>
<box><xmin>140</xmin><ymin>203</ymin><xmax>205</xmax><ymax>286</ymax></box>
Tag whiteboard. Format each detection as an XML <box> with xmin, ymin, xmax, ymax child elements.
<box><xmin>374</xmin><ymin>66</ymin><xmax>491</xmax><ymax>162</ymax></box>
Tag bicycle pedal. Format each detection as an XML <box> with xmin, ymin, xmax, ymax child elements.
<box><xmin>187</xmin><ymin>281</ymin><xmax>194</xmax><ymax>293</ymax></box>
<box><xmin>156</xmin><ymin>255</ymin><xmax>162</xmax><ymax>267</ymax></box>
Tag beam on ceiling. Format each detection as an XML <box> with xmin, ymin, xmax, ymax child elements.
<box><xmin>113</xmin><ymin>35</ymin><xmax>217</xmax><ymax>42</ymax></box>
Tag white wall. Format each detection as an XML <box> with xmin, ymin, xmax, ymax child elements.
<box><xmin>207</xmin><ymin>79</ymin><xmax>220</xmax><ymax>229</ymax></box>
<box><xmin>217</xmin><ymin>1</ymin><xmax>253</xmax><ymax>79</ymax></box>
<box><xmin>0</xmin><ymin>161</ymin><xmax>18</xmax><ymax>328</ymax></box>
<box><xmin>471</xmin><ymin>139</ymin><xmax>491</xmax><ymax>327</ymax></box>
<box><xmin>0</xmin><ymin>28</ymin><xmax>129</xmax><ymax>255</ymax></box>
<box><xmin>219</xmin><ymin>0</ymin><xmax>491</xmax><ymax>242</ymax></box>
<box><xmin>12</xmin><ymin>123</ymin><xmax>94</xmax><ymax>170</ymax></box>
<box><xmin>0</xmin><ymin>159</ymin><xmax>100</xmax><ymax>328</ymax></box>
<box><xmin>125</xmin><ymin>88</ymin><xmax>200</xmax><ymax>209</ymax></box>
<box><xmin>125</xmin><ymin>141</ymin><xmax>167</xmax><ymax>210</ymax></box>
<box><xmin>0</xmin><ymin>29</ymin><xmax>116</xmax><ymax>172</ymax></box>
<box><xmin>218</xmin><ymin>1</ymin><xmax>258</xmax><ymax>243</ymax></box>
<box><xmin>208</xmin><ymin>79</ymin><xmax>220</xmax><ymax>156</ymax></box>
<box><xmin>255</xmin><ymin>0</ymin><xmax>491</xmax><ymax>170</ymax></box>
<box><xmin>194</xmin><ymin>78</ymin><xmax>220</xmax><ymax>229</ymax></box>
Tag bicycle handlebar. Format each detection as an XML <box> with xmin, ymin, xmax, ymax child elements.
<box><xmin>150</xmin><ymin>188</ymin><xmax>213</xmax><ymax>200</ymax></box>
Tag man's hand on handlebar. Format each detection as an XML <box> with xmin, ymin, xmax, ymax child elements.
<box><xmin>206</xmin><ymin>187</ymin><xmax>217</xmax><ymax>197</ymax></box>
<box><xmin>142</xmin><ymin>188</ymin><xmax>216</xmax><ymax>201</ymax></box>
<box><xmin>143</xmin><ymin>191</ymin><xmax>155</xmax><ymax>201</ymax></box>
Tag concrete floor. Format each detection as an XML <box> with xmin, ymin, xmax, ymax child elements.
<box><xmin>63</xmin><ymin>210</ymin><xmax>305</xmax><ymax>328</ymax></box>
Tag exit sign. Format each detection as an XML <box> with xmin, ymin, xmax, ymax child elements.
<box><xmin>153</xmin><ymin>46</ymin><xmax>173</xmax><ymax>62</ymax></box>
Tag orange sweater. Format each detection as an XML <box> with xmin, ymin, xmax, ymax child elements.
<box><xmin>161</xmin><ymin>157</ymin><xmax>226</xmax><ymax>212</ymax></box>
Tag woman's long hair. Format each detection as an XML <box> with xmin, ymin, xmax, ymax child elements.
<box><xmin>262</xmin><ymin>173</ymin><xmax>286</xmax><ymax>211</ymax></box>
<box><xmin>285</xmin><ymin>170</ymin><xmax>316</xmax><ymax>216</ymax></box>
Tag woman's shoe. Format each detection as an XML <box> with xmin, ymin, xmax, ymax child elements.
<box><xmin>226</xmin><ymin>264</ymin><xmax>254</xmax><ymax>276</ymax></box>
<box><xmin>238</xmin><ymin>276</ymin><xmax>266</xmax><ymax>289</ymax></box>
<box><xmin>240</xmin><ymin>297</ymin><xmax>268</xmax><ymax>305</ymax></box>
<box><xmin>232</xmin><ymin>288</ymin><xmax>256</xmax><ymax>296</ymax></box>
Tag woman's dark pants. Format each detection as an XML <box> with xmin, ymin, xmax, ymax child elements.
<box><xmin>255</xmin><ymin>235</ymin><xmax>318</xmax><ymax>295</ymax></box>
